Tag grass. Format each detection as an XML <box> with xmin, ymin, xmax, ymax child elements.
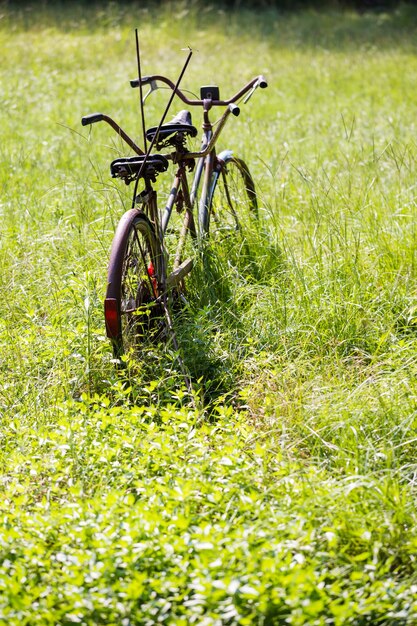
<box><xmin>1</xmin><ymin>1</ymin><xmax>417</xmax><ymax>623</ymax></box>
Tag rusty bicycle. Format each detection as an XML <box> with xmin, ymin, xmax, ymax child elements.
<box><xmin>82</xmin><ymin>44</ymin><xmax>267</xmax><ymax>363</ymax></box>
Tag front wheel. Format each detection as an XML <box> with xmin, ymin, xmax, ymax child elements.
<box><xmin>104</xmin><ymin>209</ymin><xmax>165</xmax><ymax>360</ymax></box>
<box><xmin>201</xmin><ymin>153</ymin><xmax>258</xmax><ymax>238</ymax></box>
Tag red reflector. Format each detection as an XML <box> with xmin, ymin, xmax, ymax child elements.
<box><xmin>147</xmin><ymin>262</ymin><xmax>158</xmax><ymax>297</ymax></box>
<box><xmin>104</xmin><ymin>298</ymin><xmax>119</xmax><ymax>339</ymax></box>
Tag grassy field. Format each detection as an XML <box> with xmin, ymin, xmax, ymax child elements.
<box><xmin>2</xmin><ymin>2</ymin><xmax>417</xmax><ymax>623</ymax></box>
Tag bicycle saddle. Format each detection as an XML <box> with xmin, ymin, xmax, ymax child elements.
<box><xmin>110</xmin><ymin>154</ymin><xmax>169</xmax><ymax>181</ymax></box>
<box><xmin>146</xmin><ymin>110</ymin><xmax>198</xmax><ymax>143</ymax></box>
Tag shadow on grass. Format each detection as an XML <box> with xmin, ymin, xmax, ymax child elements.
<box><xmin>171</xmin><ymin>233</ymin><xmax>287</xmax><ymax>407</ymax></box>
<box><xmin>2</xmin><ymin>2</ymin><xmax>417</xmax><ymax>53</ymax></box>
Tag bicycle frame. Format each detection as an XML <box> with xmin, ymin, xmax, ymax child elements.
<box><xmin>81</xmin><ymin>72</ymin><xmax>267</xmax><ymax>288</ymax></box>
<box><xmin>82</xmin><ymin>58</ymin><xmax>267</xmax><ymax>365</ymax></box>
<box><xmin>149</xmin><ymin>99</ymin><xmax>250</xmax><ymax>285</ymax></box>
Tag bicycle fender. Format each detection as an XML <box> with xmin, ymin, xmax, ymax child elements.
<box><xmin>216</xmin><ymin>149</ymin><xmax>234</xmax><ymax>170</ymax></box>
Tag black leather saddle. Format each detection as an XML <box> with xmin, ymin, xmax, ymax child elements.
<box><xmin>110</xmin><ymin>154</ymin><xmax>169</xmax><ymax>180</ymax></box>
<box><xmin>146</xmin><ymin>110</ymin><xmax>198</xmax><ymax>143</ymax></box>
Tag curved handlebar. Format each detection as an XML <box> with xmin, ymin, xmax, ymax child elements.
<box><xmin>82</xmin><ymin>113</ymin><xmax>105</xmax><ymax>125</ymax></box>
<box><xmin>82</xmin><ymin>75</ymin><xmax>267</xmax><ymax>158</ymax></box>
<box><xmin>130</xmin><ymin>74</ymin><xmax>267</xmax><ymax>106</ymax></box>
<box><xmin>81</xmin><ymin>113</ymin><xmax>144</xmax><ymax>155</ymax></box>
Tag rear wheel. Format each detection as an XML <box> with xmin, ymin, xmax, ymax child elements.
<box><xmin>202</xmin><ymin>155</ymin><xmax>258</xmax><ymax>238</ymax></box>
<box><xmin>104</xmin><ymin>209</ymin><xmax>165</xmax><ymax>360</ymax></box>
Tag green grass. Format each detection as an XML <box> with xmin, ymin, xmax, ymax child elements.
<box><xmin>2</xmin><ymin>2</ymin><xmax>417</xmax><ymax>623</ymax></box>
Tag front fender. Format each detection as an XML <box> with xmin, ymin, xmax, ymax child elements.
<box><xmin>215</xmin><ymin>149</ymin><xmax>234</xmax><ymax>172</ymax></box>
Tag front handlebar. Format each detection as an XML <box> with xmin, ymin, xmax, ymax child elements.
<box><xmin>130</xmin><ymin>74</ymin><xmax>267</xmax><ymax>106</ymax></box>
<box><xmin>81</xmin><ymin>74</ymin><xmax>267</xmax><ymax>158</ymax></box>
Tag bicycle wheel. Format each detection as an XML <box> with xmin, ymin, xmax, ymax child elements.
<box><xmin>104</xmin><ymin>209</ymin><xmax>165</xmax><ymax>360</ymax></box>
<box><xmin>201</xmin><ymin>152</ymin><xmax>258</xmax><ymax>237</ymax></box>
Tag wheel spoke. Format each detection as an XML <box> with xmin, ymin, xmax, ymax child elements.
<box><xmin>206</xmin><ymin>157</ymin><xmax>257</xmax><ymax>239</ymax></box>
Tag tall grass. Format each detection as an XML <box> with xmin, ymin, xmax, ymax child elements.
<box><xmin>1</xmin><ymin>2</ymin><xmax>417</xmax><ymax>623</ymax></box>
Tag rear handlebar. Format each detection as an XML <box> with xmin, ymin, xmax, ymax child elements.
<box><xmin>81</xmin><ymin>113</ymin><xmax>144</xmax><ymax>155</ymax></box>
<box><xmin>81</xmin><ymin>113</ymin><xmax>105</xmax><ymax>126</ymax></box>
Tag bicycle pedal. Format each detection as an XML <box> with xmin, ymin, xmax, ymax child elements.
<box><xmin>167</xmin><ymin>258</ymin><xmax>193</xmax><ymax>287</ymax></box>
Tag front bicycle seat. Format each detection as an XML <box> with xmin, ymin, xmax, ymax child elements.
<box><xmin>146</xmin><ymin>110</ymin><xmax>198</xmax><ymax>143</ymax></box>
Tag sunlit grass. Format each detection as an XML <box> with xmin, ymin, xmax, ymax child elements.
<box><xmin>1</xmin><ymin>2</ymin><xmax>417</xmax><ymax>623</ymax></box>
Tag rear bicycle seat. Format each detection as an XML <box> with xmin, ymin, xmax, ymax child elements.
<box><xmin>111</xmin><ymin>154</ymin><xmax>169</xmax><ymax>182</ymax></box>
<box><xmin>146</xmin><ymin>110</ymin><xmax>198</xmax><ymax>143</ymax></box>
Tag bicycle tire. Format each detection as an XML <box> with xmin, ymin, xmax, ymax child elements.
<box><xmin>104</xmin><ymin>209</ymin><xmax>164</xmax><ymax>360</ymax></box>
<box><xmin>200</xmin><ymin>153</ymin><xmax>258</xmax><ymax>237</ymax></box>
